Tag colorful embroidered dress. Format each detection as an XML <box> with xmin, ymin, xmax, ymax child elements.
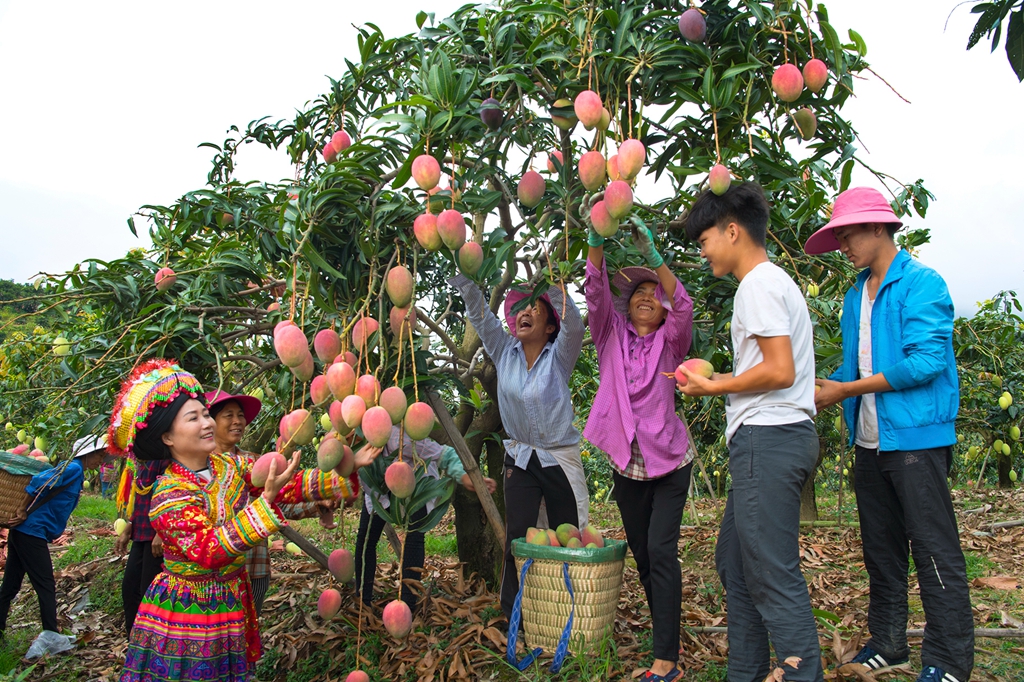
<box><xmin>120</xmin><ymin>452</ymin><xmax>350</xmax><ymax>682</ymax></box>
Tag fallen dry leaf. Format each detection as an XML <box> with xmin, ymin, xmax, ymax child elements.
<box><xmin>972</xmin><ymin>576</ymin><xmax>1020</xmax><ymax>590</ymax></box>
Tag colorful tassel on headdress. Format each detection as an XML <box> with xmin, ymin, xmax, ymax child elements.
<box><xmin>115</xmin><ymin>458</ymin><xmax>136</xmax><ymax>519</ymax></box>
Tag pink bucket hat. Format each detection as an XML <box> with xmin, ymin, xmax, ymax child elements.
<box><xmin>804</xmin><ymin>187</ymin><xmax>903</xmax><ymax>255</ymax></box>
<box><xmin>503</xmin><ymin>288</ymin><xmax>561</xmax><ymax>337</ymax></box>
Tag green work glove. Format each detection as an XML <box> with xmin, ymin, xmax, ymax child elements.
<box><xmin>580</xmin><ymin>193</ymin><xmax>606</xmax><ymax>247</ymax></box>
<box><xmin>630</xmin><ymin>217</ymin><xmax>663</xmax><ymax>268</ymax></box>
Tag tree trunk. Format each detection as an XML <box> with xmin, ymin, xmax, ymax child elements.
<box><xmin>447</xmin><ymin>399</ymin><xmax>505</xmax><ymax>586</ymax></box>
<box><xmin>799</xmin><ymin>436</ymin><xmax>827</xmax><ymax>522</ymax></box>
<box><xmin>997</xmin><ymin>448</ymin><xmax>1012</xmax><ymax>488</ymax></box>
<box><xmin>452</xmin><ymin>485</ymin><xmax>503</xmax><ymax>588</ymax></box>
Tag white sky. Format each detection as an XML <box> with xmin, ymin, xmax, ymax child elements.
<box><xmin>0</xmin><ymin>0</ymin><xmax>1021</xmax><ymax>315</ymax></box>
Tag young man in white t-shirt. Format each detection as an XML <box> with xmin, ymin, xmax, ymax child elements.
<box><xmin>678</xmin><ymin>182</ymin><xmax>822</xmax><ymax>682</ymax></box>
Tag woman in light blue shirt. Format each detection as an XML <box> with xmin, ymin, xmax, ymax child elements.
<box><xmin>449</xmin><ymin>274</ymin><xmax>588</xmax><ymax>622</ymax></box>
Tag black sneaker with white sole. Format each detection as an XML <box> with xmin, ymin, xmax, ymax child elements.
<box><xmin>850</xmin><ymin>644</ymin><xmax>909</xmax><ymax>669</ymax></box>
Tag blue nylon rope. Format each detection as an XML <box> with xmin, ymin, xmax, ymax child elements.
<box><xmin>505</xmin><ymin>558</ymin><xmax>577</xmax><ymax>674</ymax></box>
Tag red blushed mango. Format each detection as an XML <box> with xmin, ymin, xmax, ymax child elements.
<box><xmin>590</xmin><ymin>200</ymin><xmax>618</xmax><ymax>238</ymax></box>
<box><xmin>436</xmin><ymin>209</ymin><xmax>467</xmax><ymax>250</ymax></box>
<box><xmin>414</xmin><ymin>212</ymin><xmax>442</xmax><ymax>251</ymax></box>
<box><xmin>573</xmin><ymin>89</ymin><xmax>603</xmax><ymax>129</ymax></box>
<box><xmin>479</xmin><ymin>97</ymin><xmax>503</xmax><ymax>130</ymax></box>
<box><xmin>385</xmin><ymin>265</ymin><xmax>414</xmax><ymax>308</ymax></box>
<box><xmin>341</xmin><ymin>394</ymin><xmax>367</xmax><ymax>429</ymax></box>
<box><xmin>586</xmin><ymin>199</ymin><xmax>615</xmax><ymax>237</ymax></box>
<box><xmin>361</xmin><ymin>406</ymin><xmax>393</xmax><ymax>448</ymax></box>
<box><xmin>274</xmin><ymin>325</ymin><xmax>308</xmax><ymax>367</ymax></box>
<box><xmin>709</xmin><ymin>164</ymin><xmax>732</xmax><ymax>196</ymax></box>
<box><xmin>772</xmin><ymin>64</ymin><xmax>804</xmax><ymax>102</ymax></box>
<box><xmin>317</xmin><ymin>588</ymin><xmax>342</xmax><ymax>619</ymax></box>
<box><xmin>606</xmin><ymin>154</ymin><xmax>622</xmax><ymax>182</ymax></box>
<box><xmin>546</xmin><ymin>529</ymin><xmax>560</xmax><ymax>547</ymax></box>
<box><xmin>290</xmin><ymin>352</ymin><xmax>314</xmax><ymax>382</ymax></box>
<box><xmin>385</xmin><ymin>460</ymin><xmax>416</xmax><ymax>499</ymax></box>
<box><xmin>604</xmin><ymin>180</ymin><xmax>634</xmax><ymax>220</ymax></box>
<box><xmin>581</xmin><ymin>524</ymin><xmax>604</xmax><ymax>548</ymax></box>
<box><xmin>517</xmin><ymin>170</ymin><xmax>545</xmax><ymax>207</ymax></box>
<box><xmin>578</xmin><ymin>151</ymin><xmax>607</xmax><ymax>191</ymax></box>
<box><xmin>313</xmin><ymin>329</ymin><xmax>341</xmax><ymax>363</ymax></box>
<box><xmin>345</xmin><ymin>672</ymin><xmax>370</xmax><ymax>682</ymax></box>
<box><xmin>310</xmin><ymin>375</ymin><xmax>331</xmax><ymax>405</ymax></box>
<box><xmin>678</xmin><ymin>8</ymin><xmax>706</xmax><ymax>42</ymax></box>
<box><xmin>379</xmin><ymin>386</ymin><xmax>408</xmax><ymax>424</ymax></box>
<box><xmin>327</xmin><ymin>361</ymin><xmax>356</xmax><ymax>400</ymax></box>
<box><xmin>389</xmin><ymin>305</ymin><xmax>416</xmax><ymax>338</ymax></box>
<box><xmin>328</xmin><ymin>400</ymin><xmax>351</xmax><ymax>435</ymax></box>
<box><xmin>280</xmin><ymin>408</ymin><xmax>316</xmax><ymax>445</ymax></box>
<box><xmin>154</xmin><ymin>267</ymin><xmax>177</xmax><ymax>292</ymax></box>
<box><xmin>355</xmin><ymin>374</ymin><xmax>380</xmax><ymax>407</ymax></box>
<box><xmin>317</xmin><ymin>435</ymin><xmax>346</xmax><ymax>472</ymax></box>
<box><xmin>617</xmin><ymin>139</ymin><xmax>646</xmax><ymax>180</ymax></box>
<box><xmin>328</xmin><ymin>548</ymin><xmax>355</xmax><ymax>583</ymax></box>
<box><xmin>251</xmin><ymin>451</ymin><xmax>287</xmax><ymax>488</ymax></box>
<box><xmin>383</xmin><ymin>599</ymin><xmax>413</xmax><ymax>640</ymax></box>
<box><xmin>351</xmin><ymin>316</ymin><xmax>379</xmax><ymax>351</ymax></box>
<box><xmin>802</xmin><ymin>59</ymin><xmax>828</xmax><ymax>93</ymax></box>
<box><xmin>404</xmin><ymin>402</ymin><xmax>435</xmax><ymax>440</ymax></box>
<box><xmin>411</xmin><ymin>154</ymin><xmax>441</xmax><ymax>191</ymax></box>
<box><xmin>458</xmin><ymin>242</ymin><xmax>484</xmax><ymax>277</ymax></box>
<box><xmin>330</xmin><ymin>130</ymin><xmax>351</xmax><ymax>153</ymax></box>
<box><xmin>322</xmin><ymin>144</ymin><xmax>337</xmax><ymax>163</ymax></box>
<box><xmin>675</xmin><ymin>358</ymin><xmax>715</xmax><ymax>386</ymax></box>
<box><xmin>547</xmin><ymin>150</ymin><xmax>564</xmax><ymax>173</ymax></box>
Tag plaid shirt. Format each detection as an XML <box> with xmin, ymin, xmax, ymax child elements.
<box><xmin>611</xmin><ymin>439</ymin><xmax>688</xmax><ymax>482</ymax></box>
<box><xmin>130</xmin><ymin>460</ymin><xmax>168</xmax><ymax>542</ymax></box>
<box><xmin>234</xmin><ymin>448</ymin><xmax>320</xmax><ymax>580</ymax></box>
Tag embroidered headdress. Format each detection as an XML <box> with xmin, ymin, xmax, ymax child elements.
<box><xmin>108</xmin><ymin>358</ymin><xmax>203</xmax><ymax>519</ymax></box>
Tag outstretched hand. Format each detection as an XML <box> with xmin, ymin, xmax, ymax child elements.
<box><xmin>351</xmin><ymin>444</ymin><xmax>382</xmax><ymax>470</ymax></box>
<box><xmin>629</xmin><ymin>217</ymin><xmax>664</xmax><ymax>268</ymax></box>
<box><xmin>461</xmin><ymin>473</ymin><xmax>497</xmax><ymax>494</ymax></box>
<box><xmin>261</xmin><ymin>451</ymin><xmax>302</xmax><ymax>506</ymax></box>
<box><xmin>676</xmin><ymin>365</ymin><xmax>719</xmax><ymax>397</ymax></box>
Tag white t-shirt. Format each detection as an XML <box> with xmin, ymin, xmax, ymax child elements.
<box><xmin>725</xmin><ymin>262</ymin><xmax>817</xmax><ymax>443</ymax></box>
<box><xmin>855</xmin><ymin>285</ymin><xmax>880</xmax><ymax>448</ymax></box>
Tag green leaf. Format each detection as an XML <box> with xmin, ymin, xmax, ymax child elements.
<box><xmin>416</xmin><ymin>11</ymin><xmax>428</xmax><ymax>29</ymax></box>
<box><xmin>1007</xmin><ymin>9</ymin><xmax>1024</xmax><ymax>81</ymax></box>
<box><xmin>848</xmin><ymin>28</ymin><xmax>867</xmax><ymax>56</ymax></box>
<box><xmin>839</xmin><ymin>159</ymin><xmax>854</xmax><ymax>192</ymax></box>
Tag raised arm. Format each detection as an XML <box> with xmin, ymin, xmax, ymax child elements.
<box><xmin>449</xmin><ymin>273</ymin><xmax>513</xmax><ymax>360</ymax></box>
<box><xmin>151</xmin><ymin>481</ymin><xmax>283</xmax><ymax>570</ymax></box>
<box><xmin>584</xmin><ymin>257</ymin><xmax>616</xmax><ymax>348</ymax></box>
<box><xmin>546</xmin><ymin>281</ymin><xmax>585</xmax><ymax>372</ymax></box>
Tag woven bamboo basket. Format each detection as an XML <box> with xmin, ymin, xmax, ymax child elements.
<box><xmin>0</xmin><ymin>451</ymin><xmax>52</xmax><ymax>527</ymax></box>
<box><xmin>512</xmin><ymin>537</ymin><xmax>627</xmax><ymax>654</ymax></box>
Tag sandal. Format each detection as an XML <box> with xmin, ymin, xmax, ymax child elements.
<box><xmin>642</xmin><ymin>667</ymin><xmax>682</xmax><ymax>681</ymax></box>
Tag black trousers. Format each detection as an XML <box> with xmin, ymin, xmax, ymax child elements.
<box><xmin>499</xmin><ymin>453</ymin><xmax>580</xmax><ymax>620</ymax></box>
<box><xmin>354</xmin><ymin>503</ymin><xmax>427</xmax><ymax>610</ymax></box>
<box><xmin>854</xmin><ymin>445</ymin><xmax>974</xmax><ymax>681</ymax></box>
<box><xmin>0</xmin><ymin>529</ymin><xmax>58</xmax><ymax>633</ymax></box>
<box><xmin>612</xmin><ymin>463</ymin><xmax>692</xmax><ymax>663</ymax></box>
<box><xmin>121</xmin><ymin>539</ymin><xmax>163</xmax><ymax>637</ymax></box>
<box><xmin>250</xmin><ymin>575</ymin><xmax>270</xmax><ymax>616</ymax></box>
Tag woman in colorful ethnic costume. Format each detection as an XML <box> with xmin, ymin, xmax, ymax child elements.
<box><xmin>111</xmin><ymin>360</ymin><xmax>379</xmax><ymax>682</ymax></box>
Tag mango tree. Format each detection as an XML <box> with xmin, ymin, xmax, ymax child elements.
<box><xmin>0</xmin><ymin>0</ymin><xmax>937</xmax><ymax>580</ymax></box>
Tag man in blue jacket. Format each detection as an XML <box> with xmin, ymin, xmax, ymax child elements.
<box><xmin>806</xmin><ymin>187</ymin><xmax>972</xmax><ymax>682</ymax></box>
<box><xmin>0</xmin><ymin>435</ymin><xmax>106</xmax><ymax>639</ymax></box>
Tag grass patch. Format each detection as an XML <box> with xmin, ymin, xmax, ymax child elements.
<box><xmin>71</xmin><ymin>494</ymin><xmax>116</xmax><ymax>521</ymax></box>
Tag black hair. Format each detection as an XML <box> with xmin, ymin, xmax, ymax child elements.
<box><xmin>683</xmin><ymin>181</ymin><xmax>770</xmax><ymax>247</ymax></box>
<box><xmin>884</xmin><ymin>223</ymin><xmax>900</xmax><ymax>239</ymax></box>
<box><xmin>208</xmin><ymin>397</ymin><xmax>241</xmax><ymax>420</ymax></box>
<box><xmin>536</xmin><ymin>297</ymin><xmax>559</xmax><ymax>343</ymax></box>
<box><xmin>134</xmin><ymin>393</ymin><xmax>202</xmax><ymax>462</ymax></box>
